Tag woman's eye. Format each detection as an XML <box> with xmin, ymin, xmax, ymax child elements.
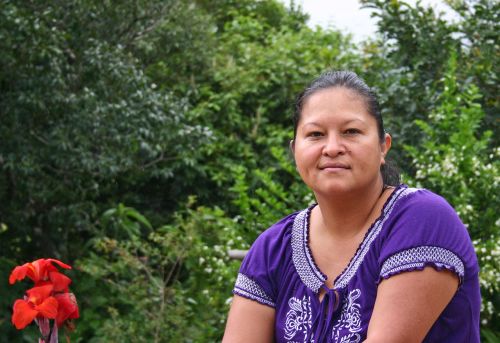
<box><xmin>344</xmin><ymin>128</ymin><xmax>361</xmax><ymax>135</ymax></box>
<box><xmin>307</xmin><ymin>131</ymin><xmax>323</xmax><ymax>137</ymax></box>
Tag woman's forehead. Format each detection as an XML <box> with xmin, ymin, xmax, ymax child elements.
<box><xmin>305</xmin><ymin>86</ymin><xmax>365</xmax><ymax>103</ymax></box>
<box><xmin>300</xmin><ymin>88</ymin><xmax>371</xmax><ymax>121</ymax></box>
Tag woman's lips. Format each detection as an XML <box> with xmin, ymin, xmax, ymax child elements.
<box><xmin>319</xmin><ymin>162</ymin><xmax>350</xmax><ymax>170</ymax></box>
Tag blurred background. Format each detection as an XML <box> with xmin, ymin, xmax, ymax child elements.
<box><xmin>0</xmin><ymin>0</ymin><xmax>498</xmax><ymax>341</ymax></box>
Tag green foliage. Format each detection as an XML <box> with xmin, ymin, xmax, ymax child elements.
<box><xmin>229</xmin><ymin>146</ymin><xmax>312</xmax><ymax>239</ymax></box>
<box><xmin>191</xmin><ymin>7</ymin><xmax>359</xmax><ymax>208</ymax></box>
<box><xmin>0</xmin><ymin>0</ymin><xmax>210</xmax><ymax>259</ymax></box>
<box><xmin>360</xmin><ymin>0</ymin><xmax>458</xmax><ymax>150</ymax></box>
<box><xmin>101</xmin><ymin>203</ymin><xmax>153</xmax><ymax>239</ymax></box>
<box><xmin>75</xmin><ymin>201</ymin><xmax>243</xmax><ymax>342</ymax></box>
<box><xmin>482</xmin><ymin>328</ymin><xmax>500</xmax><ymax>343</ymax></box>
<box><xmin>405</xmin><ymin>53</ymin><xmax>499</xmax><ymax>334</ymax></box>
<box><xmin>445</xmin><ymin>0</ymin><xmax>499</xmax><ymax>139</ymax></box>
<box><xmin>360</xmin><ymin>0</ymin><xmax>499</xmax><ymax>162</ymax></box>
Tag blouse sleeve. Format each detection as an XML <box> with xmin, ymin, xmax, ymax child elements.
<box><xmin>232</xmin><ymin>213</ymin><xmax>295</xmax><ymax>309</ymax></box>
<box><xmin>378</xmin><ymin>189</ymin><xmax>478</xmax><ymax>285</ymax></box>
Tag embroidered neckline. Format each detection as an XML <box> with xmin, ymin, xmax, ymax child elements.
<box><xmin>291</xmin><ymin>184</ymin><xmax>418</xmax><ymax>292</ymax></box>
<box><xmin>291</xmin><ymin>208</ymin><xmax>327</xmax><ymax>292</ymax></box>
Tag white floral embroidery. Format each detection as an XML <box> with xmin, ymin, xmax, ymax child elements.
<box><xmin>284</xmin><ymin>295</ymin><xmax>313</xmax><ymax>342</ymax></box>
<box><xmin>338</xmin><ymin>333</ymin><xmax>362</xmax><ymax>343</ymax></box>
<box><xmin>332</xmin><ymin>289</ymin><xmax>363</xmax><ymax>342</ymax></box>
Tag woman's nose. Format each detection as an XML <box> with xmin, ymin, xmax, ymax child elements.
<box><xmin>322</xmin><ymin>134</ymin><xmax>346</xmax><ymax>156</ymax></box>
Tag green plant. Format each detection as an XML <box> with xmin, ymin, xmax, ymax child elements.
<box><xmin>405</xmin><ymin>53</ymin><xmax>499</xmax><ymax>335</ymax></box>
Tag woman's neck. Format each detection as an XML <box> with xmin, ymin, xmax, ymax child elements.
<box><xmin>312</xmin><ymin>179</ymin><xmax>387</xmax><ymax>240</ymax></box>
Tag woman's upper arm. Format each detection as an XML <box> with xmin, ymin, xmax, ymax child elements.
<box><xmin>222</xmin><ymin>295</ymin><xmax>275</xmax><ymax>343</ymax></box>
<box><xmin>365</xmin><ymin>267</ymin><xmax>459</xmax><ymax>343</ymax></box>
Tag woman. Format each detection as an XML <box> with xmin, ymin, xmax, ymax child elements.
<box><xmin>223</xmin><ymin>71</ymin><xmax>480</xmax><ymax>342</ymax></box>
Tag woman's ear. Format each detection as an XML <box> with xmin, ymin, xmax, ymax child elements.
<box><xmin>381</xmin><ymin>133</ymin><xmax>392</xmax><ymax>165</ymax></box>
<box><xmin>289</xmin><ymin>140</ymin><xmax>295</xmax><ymax>155</ymax></box>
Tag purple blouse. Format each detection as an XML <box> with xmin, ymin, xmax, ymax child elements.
<box><xmin>233</xmin><ymin>185</ymin><xmax>481</xmax><ymax>342</ymax></box>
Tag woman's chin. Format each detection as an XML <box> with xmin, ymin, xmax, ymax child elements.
<box><xmin>312</xmin><ymin>183</ymin><xmax>354</xmax><ymax>197</ymax></box>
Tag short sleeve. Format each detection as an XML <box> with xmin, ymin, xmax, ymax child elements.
<box><xmin>232</xmin><ymin>213</ymin><xmax>295</xmax><ymax>308</ymax></box>
<box><xmin>378</xmin><ymin>189</ymin><xmax>478</xmax><ymax>285</ymax></box>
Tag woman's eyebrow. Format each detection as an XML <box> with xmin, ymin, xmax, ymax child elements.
<box><xmin>301</xmin><ymin>117</ymin><xmax>367</xmax><ymax>129</ymax></box>
<box><xmin>303</xmin><ymin>119</ymin><xmax>366</xmax><ymax>127</ymax></box>
<box><xmin>343</xmin><ymin>118</ymin><xmax>366</xmax><ymax>125</ymax></box>
<box><xmin>300</xmin><ymin>122</ymin><xmax>322</xmax><ymax>129</ymax></box>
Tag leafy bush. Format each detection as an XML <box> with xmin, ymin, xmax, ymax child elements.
<box><xmin>74</xmin><ymin>200</ymin><xmax>244</xmax><ymax>342</ymax></box>
<box><xmin>405</xmin><ymin>53</ymin><xmax>499</xmax><ymax>336</ymax></box>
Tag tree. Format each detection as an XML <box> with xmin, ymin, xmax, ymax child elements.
<box><xmin>0</xmin><ymin>1</ymin><xmax>212</xmax><ymax>338</ymax></box>
<box><xmin>405</xmin><ymin>53</ymin><xmax>499</xmax><ymax>338</ymax></box>
<box><xmin>359</xmin><ymin>0</ymin><xmax>498</xmax><ymax>163</ymax></box>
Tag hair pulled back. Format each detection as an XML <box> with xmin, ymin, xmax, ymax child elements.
<box><xmin>293</xmin><ymin>70</ymin><xmax>400</xmax><ymax>186</ymax></box>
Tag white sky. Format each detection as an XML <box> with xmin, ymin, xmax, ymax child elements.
<box><xmin>279</xmin><ymin>0</ymin><xmax>459</xmax><ymax>42</ymax></box>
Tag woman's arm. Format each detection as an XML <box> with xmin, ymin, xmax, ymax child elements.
<box><xmin>222</xmin><ymin>295</ymin><xmax>275</xmax><ymax>343</ymax></box>
<box><xmin>365</xmin><ymin>267</ymin><xmax>459</xmax><ymax>343</ymax></box>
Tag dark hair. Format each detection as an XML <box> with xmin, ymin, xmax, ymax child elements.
<box><xmin>293</xmin><ymin>70</ymin><xmax>400</xmax><ymax>186</ymax></box>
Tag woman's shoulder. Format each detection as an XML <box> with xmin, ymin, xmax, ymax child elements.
<box><xmin>234</xmin><ymin>209</ymin><xmax>307</xmax><ymax>306</ymax></box>
<box><xmin>380</xmin><ymin>185</ymin><xmax>478</xmax><ymax>280</ymax></box>
<box><xmin>398</xmin><ymin>184</ymin><xmax>452</xmax><ymax>204</ymax></box>
<box><xmin>391</xmin><ymin>185</ymin><xmax>463</xmax><ymax>224</ymax></box>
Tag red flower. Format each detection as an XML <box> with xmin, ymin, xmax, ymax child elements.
<box><xmin>9</xmin><ymin>258</ymin><xmax>79</xmax><ymax>340</ymax></box>
<box><xmin>48</xmin><ymin>270</ymin><xmax>72</xmax><ymax>292</ymax></box>
<box><xmin>9</xmin><ymin>258</ymin><xmax>72</xmax><ymax>291</ymax></box>
<box><xmin>11</xmin><ymin>284</ymin><xmax>58</xmax><ymax>329</ymax></box>
<box><xmin>54</xmin><ymin>293</ymin><xmax>79</xmax><ymax>327</ymax></box>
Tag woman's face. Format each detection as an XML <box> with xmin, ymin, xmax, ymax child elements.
<box><xmin>292</xmin><ymin>87</ymin><xmax>391</xmax><ymax>196</ymax></box>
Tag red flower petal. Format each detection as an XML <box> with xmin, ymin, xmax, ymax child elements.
<box><xmin>26</xmin><ymin>284</ymin><xmax>54</xmax><ymax>305</ymax></box>
<box><xmin>54</xmin><ymin>293</ymin><xmax>79</xmax><ymax>326</ymax></box>
<box><xmin>35</xmin><ymin>297</ymin><xmax>58</xmax><ymax>319</ymax></box>
<box><xmin>12</xmin><ymin>299</ymin><xmax>38</xmax><ymax>329</ymax></box>
<box><xmin>31</xmin><ymin>259</ymin><xmax>51</xmax><ymax>281</ymax></box>
<box><xmin>47</xmin><ymin>258</ymin><xmax>72</xmax><ymax>270</ymax></box>
<box><xmin>10</xmin><ymin>259</ymin><xmax>73</xmax><ymax>285</ymax></box>
<box><xmin>34</xmin><ymin>259</ymin><xmax>72</xmax><ymax>281</ymax></box>
<box><xmin>9</xmin><ymin>264</ymin><xmax>30</xmax><ymax>284</ymax></box>
<box><xmin>49</xmin><ymin>271</ymin><xmax>72</xmax><ymax>292</ymax></box>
